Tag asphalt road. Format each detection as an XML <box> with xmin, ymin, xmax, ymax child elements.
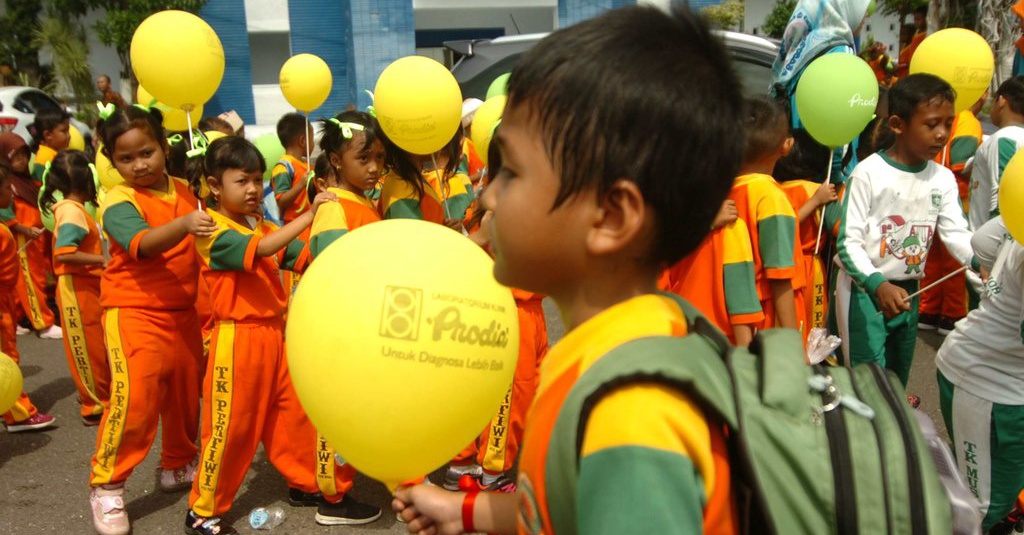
<box><xmin>0</xmin><ymin>298</ymin><xmax>949</xmax><ymax>534</ymax></box>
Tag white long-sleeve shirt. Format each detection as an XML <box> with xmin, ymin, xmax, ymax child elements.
<box><xmin>968</xmin><ymin>125</ymin><xmax>1024</xmax><ymax>231</ymax></box>
<box><xmin>937</xmin><ymin>217</ymin><xmax>1024</xmax><ymax>404</ymax></box>
<box><xmin>836</xmin><ymin>152</ymin><xmax>976</xmax><ymax>295</ymax></box>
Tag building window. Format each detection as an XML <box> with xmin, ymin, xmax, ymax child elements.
<box><xmin>249</xmin><ymin>32</ymin><xmax>291</xmax><ymax>85</ymax></box>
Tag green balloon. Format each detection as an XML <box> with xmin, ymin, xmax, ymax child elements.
<box><xmin>253</xmin><ymin>133</ymin><xmax>285</xmax><ymax>182</ymax></box>
<box><xmin>486</xmin><ymin>73</ymin><xmax>510</xmax><ymax>100</ymax></box>
<box><xmin>795</xmin><ymin>53</ymin><xmax>879</xmax><ymax>148</ymax></box>
<box><xmin>39</xmin><ymin>189</ymin><xmax>97</xmax><ymax>232</ymax></box>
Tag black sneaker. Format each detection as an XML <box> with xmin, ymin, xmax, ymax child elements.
<box><xmin>184</xmin><ymin>510</ymin><xmax>237</xmax><ymax>535</ymax></box>
<box><xmin>917</xmin><ymin>313</ymin><xmax>939</xmax><ymax>331</ymax></box>
<box><xmin>315</xmin><ymin>496</ymin><xmax>382</xmax><ymax>526</ymax></box>
<box><xmin>937</xmin><ymin>316</ymin><xmax>958</xmax><ymax>336</ymax></box>
<box><xmin>288</xmin><ymin>487</ymin><xmax>322</xmax><ymax>507</ymax></box>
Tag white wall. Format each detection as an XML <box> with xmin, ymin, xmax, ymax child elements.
<box><xmin>245</xmin><ymin>0</ymin><xmax>292</xmax><ymax>127</ymax></box>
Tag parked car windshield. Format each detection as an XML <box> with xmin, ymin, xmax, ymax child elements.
<box><xmin>13</xmin><ymin>90</ymin><xmax>62</xmax><ymax>115</ymax></box>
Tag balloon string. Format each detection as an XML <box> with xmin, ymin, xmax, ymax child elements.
<box><xmin>186</xmin><ymin>107</ymin><xmax>201</xmax><ymax>212</ymax></box>
<box><xmin>813</xmin><ymin>156</ymin><xmax>833</xmax><ymax>256</ymax></box>
<box><xmin>431</xmin><ymin>153</ymin><xmax>451</xmax><ymax>221</ymax></box>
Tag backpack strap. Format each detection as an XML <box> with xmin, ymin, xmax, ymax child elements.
<box><xmin>544</xmin><ymin>295</ymin><xmax>737</xmax><ymax>535</ymax></box>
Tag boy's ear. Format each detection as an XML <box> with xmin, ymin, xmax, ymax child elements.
<box><xmin>887</xmin><ymin>115</ymin><xmax>905</xmax><ymax>136</ymax></box>
<box><xmin>205</xmin><ymin>175</ymin><xmax>220</xmax><ymax>196</ymax></box>
<box><xmin>586</xmin><ymin>179</ymin><xmax>649</xmax><ymax>257</ymax></box>
<box><xmin>780</xmin><ymin>136</ymin><xmax>795</xmax><ymax>157</ymax></box>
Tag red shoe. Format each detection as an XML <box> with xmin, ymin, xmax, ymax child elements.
<box><xmin>459</xmin><ymin>473</ymin><xmax>518</xmax><ymax>493</ymax></box>
<box><xmin>6</xmin><ymin>412</ymin><xmax>56</xmax><ymax>432</ymax></box>
<box><xmin>907</xmin><ymin>395</ymin><xmax>921</xmax><ymax>409</ymax></box>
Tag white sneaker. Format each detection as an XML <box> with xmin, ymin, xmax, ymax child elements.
<box><xmin>38</xmin><ymin>325</ymin><xmax>63</xmax><ymax>340</ymax></box>
<box><xmin>158</xmin><ymin>457</ymin><xmax>197</xmax><ymax>492</ymax></box>
<box><xmin>15</xmin><ymin>325</ymin><xmax>29</xmax><ymax>335</ymax></box>
<box><xmin>90</xmin><ymin>485</ymin><xmax>130</xmax><ymax>535</ymax></box>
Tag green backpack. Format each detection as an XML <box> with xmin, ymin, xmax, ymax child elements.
<box><xmin>544</xmin><ymin>295</ymin><xmax>956</xmax><ymax>535</ymax></box>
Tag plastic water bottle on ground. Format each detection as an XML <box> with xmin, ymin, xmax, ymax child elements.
<box><xmin>249</xmin><ymin>506</ymin><xmax>286</xmax><ymax>530</ymax></box>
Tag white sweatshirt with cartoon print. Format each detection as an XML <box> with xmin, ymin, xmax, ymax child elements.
<box><xmin>836</xmin><ymin>152</ymin><xmax>977</xmax><ymax>295</ymax></box>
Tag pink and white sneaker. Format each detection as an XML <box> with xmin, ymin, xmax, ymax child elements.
<box><xmin>6</xmin><ymin>412</ymin><xmax>56</xmax><ymax>432</ymax></box>
<box><xmin>158</xmin><ymin>458</ymin><xmax>198</xmax><ymax>492</ymax></box>
<box><xmin>90</xmin><ymin>485</ymin><xmax>130</xmax><ymax>535</ymax></box>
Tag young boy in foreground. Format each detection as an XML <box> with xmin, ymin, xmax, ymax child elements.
<box><xmin>392</xmin><ymin>5</ymin><xmax>745</xmax><ymax>534</ymax></box>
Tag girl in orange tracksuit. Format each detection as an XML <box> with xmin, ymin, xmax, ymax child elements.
<box><xmin>445</xmin><ymin>139</ymin><xmax>549</xmax><ymax>492</ymax></box>
<box><xmin>0</xmin><ymin>132</ymin><xmax>59</xmax><ymax>338</ymax></box>
<box><xmin>0</xmin><ymin>161</ymin><xmax>55</xmax><ymax>432</ymax></box>
<box><xmin>39</xmin><ymin>150</ymin><xmax>109</xmax><ymax>426</ymax></box>
<box><xmin>87</xmin><ymin>106</ymin><xmax>213</xmax><ymax>535</ymax></box>
<box><xmin>184</xmin><ymin>137</ymin><xmax>380</xmax><ymax>535</ymax></box>
<box><xmin>308</xmin><ymin>111</ymin><xmax>385</xmax><ymax>259</ymax></box>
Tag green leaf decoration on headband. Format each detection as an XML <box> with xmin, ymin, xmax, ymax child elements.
<box><xmin>186</xmin><ymin>130</ymin><xmax>210</xmax><ymax>159</ymax></box>
<box><xmin>88</xmin><ymin>163</ymin><xmax>99</xmax><ymax>190</ymax></box>
<box><xmin>133</xmin><ymin>99</ymin><xmax>158</xmax><ymax>113</ymax></box>
<box><xmin>306</xmin><ymin>169</ymin><xmax>316</xmax><ymax>189</ymax></box>
<box><xmin>97</xmin><ymin>101</ymin><xmax>115</xmax><ymax>120</ymax></box>
<box><xmin>328</xmin><ymin>118</ymin><xmax>365</xmax><ymax>139</ymax></box>
<box><xmin>365</xmin><ymin>105</ymin><xmax>376</xmax><ymax>119</ymax></box>
<box><xmin>40</xmin><ymin>161</ymin><xmax>52</xmax><ymax>189</ymax></box>
<box><xmin>489</xmin><ymin>119</ymin><xmax>501</xmax><ymax>139</ymax></box>
<box><xmin>167</xmin><ymin>134</ymin><xmax>184</xmax><ymax>146</ymax></box>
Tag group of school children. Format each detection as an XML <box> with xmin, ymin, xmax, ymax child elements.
<box><xmin>4</xmin><ymin>3</ymin><xmax>1024</xmax><ymax>535</ymax></box>
<box><xmin>0</xmin><ymin>79</ymin><xmax>545</xmax><ymax>533</ymax></box>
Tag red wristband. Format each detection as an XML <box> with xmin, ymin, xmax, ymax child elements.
<box><xmin>462</xmin><ymin>488</ymin><xmax>479</xmax><ymax>533</ymax></box>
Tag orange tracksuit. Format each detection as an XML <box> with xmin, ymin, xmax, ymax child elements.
<box><xmin>5</xmin><ymin>194</ymin><xmax>55</xmax><ymax>331</ymax></box>
<box><xmin>729</xmin><ymin>174</ymin><xmax>807</xmax><ymax>336</ymax></box>
<box><xmin>52</xmin><ymin>199</ymin><xmax>109</xmax><ymax>420</ymax></box>
<box><xmin>272</xmin><ymin>155</ymin><xmax>310</xmax><ymax>296</ymax></box>
<box><xmin>189</xmin><ymin>209</ymin><xmax>354</xmax><ymax>517</ymax></box>
<box><xmin>780</xmin><ymin>180</ymin><xmax>830</xmax><ymax>331</ymax></box>
<box><xmin>920</xmin><ymin>111</ymin><xmax>981</xmax><ymax>319</ymax></box>
<box><xmin>1</xmin><ymin>224</ymin><xmax>39</xmax><ymax>425</ymax></box>
<box><xmin>90</xmin><ymin>177</ymin><xmax>203</xmax><ymax>487</ymax></box>
<box><xmin>452</xmin><ymin>290</ymin><xmax>548</xmax><ymax>476</ymax></box>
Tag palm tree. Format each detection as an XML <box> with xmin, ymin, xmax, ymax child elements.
<box><xmin>33</xmin><ymin>9</ymin><xmax>94</xmax><ymax>120</ymax></box>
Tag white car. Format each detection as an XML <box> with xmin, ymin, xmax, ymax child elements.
<box><xmin>0</xmin><ymin>86</ymin><xmax>92</xmax><ymax>145</ymax></box>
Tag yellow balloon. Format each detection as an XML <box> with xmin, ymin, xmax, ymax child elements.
<box><xmin>68</xmin><ymin>125</ymin><xmax>85</xmax><ymax>152</ymax></box>
<box><xmin>130</xmin><ymin>10</ymin><xmax>224</xmax><ymax>110</ymax></box>
<box><xmin>137</xmin><ymin>85</ymin><xmax>203</xmax><ymax>132</ymax></box>
<box><xmin>375</xmin><ymin>56</ymin><xmax>463</xmax><ymax>155</ymax></box>
<box><xmin>286</xmin><ymin>219</ymin><xmax>518</xmax><ymax>488</ymax></box>
<box><xmin>0</xmin><ymin>353</ymin><xmax>23</xmax><ymax>414</ymax></box>
<box><xmin>470</xmin><ymin>96</ymin><xmax>506</xmax><ymax>166</ymax></box>
<box><xmin>910</xmin><ymin>28</ymin><xmax>994</xmax><ymax>114</ymax></box>
<box><xmin>1000</xmin><ymin>151</ymin><xmax>1024</xmax><ymax>242</ymax></box>
<box><xmin>280</xmin><ymin>54</ymin><xmax>333</xmax><ymax>112</ymax></box>
<box><xmin>95</xmin><ymin>144</ymin><xmax>123</xmax><ymax>191</ymax></box>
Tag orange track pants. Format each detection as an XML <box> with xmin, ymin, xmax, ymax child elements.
<box><xmin>56</xmin><ymin>274</ymin><xmax>109</xmax><ymax>419</ymax></box>
<box><xmin>14</xmin><ymin>233</ymin><xmax>54</xmax><ymax>330</ymax></box>
<box><xmin>189</xmin><ymin>320</ymin><xmax>354</xmax><ymax>517</ymax></box>
<box><xmin>453</xmin><ymin>298</ymin><xmax>548</xmax><ymax>474</ymax></box>
<box><xmin>1</xmin><ymin>291</ymin><xmax>38</xmax><ymax>424</ymax></box>
<box><xmin>90</xmin><ymin>307</ymin><xmax>203</xmax><ymax>487</ymax></box>
<box><xmin>919</xmin><ymin>235</ymin><xmax>966</xmax><ymax>320</ymax></box>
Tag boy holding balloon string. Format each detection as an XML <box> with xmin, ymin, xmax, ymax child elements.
<box><xmin>832</xmin><ymin>73</ymin><xmax>978</xmax><ymax>387</ymax></box>
<box><xmin>394</xmin><ymin>6</ymin><xmax>745</xmax><ymax>534</ymax></box>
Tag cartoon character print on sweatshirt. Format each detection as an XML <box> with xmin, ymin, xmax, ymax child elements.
<box><xmin>878</xmin><ymin>213</ymin><xmax>934</xmax><ymax>275</ymax></box>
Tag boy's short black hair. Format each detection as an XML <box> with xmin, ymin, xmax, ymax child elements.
<box><xmin>742</xmin><ymin>96</ymin><xmax>788</xmax><ymax>164</ymax></box>
<box><xmin>505</xmin><ymin>5</ymin><xmax>743</xmax><ymax>265</ymax></box>
<box><xmin>277</xmin><ymin>112</ymin><xmax>308</xmax><ymax>148</ymax></box>
<box><xmin>888</xmin><ymin>73</ymin><xmax>955</xmax><ymax>122</ymax></box>
<box><xmin>200</xmin><ymin>116</ymin><xmax>234</xmax><ymax>135</ymax></box>
<box><xmin>913</xmin><ymin>5</ymin><xmax>928</xmax><ymax>17</ymax></box>
<box><xmin>997</xmin><ymin>76</ymin><xmax>1024</xmax><ymax>116</ymax></box>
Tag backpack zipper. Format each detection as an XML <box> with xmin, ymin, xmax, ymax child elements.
<box><xmin>870</xmin><ymin>364</ymin><xmax>927</xmax><ymax>535</ymax></box>
<box><xmin>816</xmin><ymin>368</ymin><xmax>858</xmax><ymax>535</ymax></box>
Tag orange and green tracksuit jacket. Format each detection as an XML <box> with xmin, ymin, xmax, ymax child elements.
<box><xmin>665</xmin><ymin>219</ymin><xmax>763</xmax><ymax>343</ymax></box>
<box><xmin>516</xmin><ymin>294</ymin><xmax>736</xmax><ymax>535</ymax></box>
<box><xmin>189</xmin><ymin>209</ymin><xmax>353</xmax><ymax>516</ymax></box>
<box><xmin>52</xmin><ymin>199</ymin><xmax>108</xmax><ymax>419</ymax></box>
<box><xmin>309</xmin><ymin>188</ymin><xmax>380</xmax><ymax>260</ymax></box>
<box><xmin>729</xmin><ymin>173</ymin><xmax>806</xmax><ymax>333</ymax></box>
<box><xmin>378</xmin><ymin>175</ymin><xmax>445</xmax><ymax>224</ymax></box>
<box><xmin>272</xmin><ymin>155</ymin><xmax>310</xmax><ymax>223</ymax></box>
<box><xmin>90</xmin><ymin>176</ymin><xmax>203</xmax><ymax>487</ymax></box>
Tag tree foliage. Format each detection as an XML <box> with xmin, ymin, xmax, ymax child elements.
<box><xmin>34</xmin><ymin>8</ymin><xmax>94</xmax><ymax>110</ymax></box>
<box><xmin>763</xmin><ymin>0</ymin><xmax>797</xmax><ymax>38</ymax></box>
<box><xmin>702</xmin><ymin>0</ymin><xmax>745</xmax><ymax>31</ymax></box>
<box><xmin>877</xmin><ymin>0</ymin><xmax>929</xmax><ymax>23</ymax></box>
<box><xmin>0</xmin><ymin>0</ymin><xmax>44</xmax><ymax>83</ymax></box>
